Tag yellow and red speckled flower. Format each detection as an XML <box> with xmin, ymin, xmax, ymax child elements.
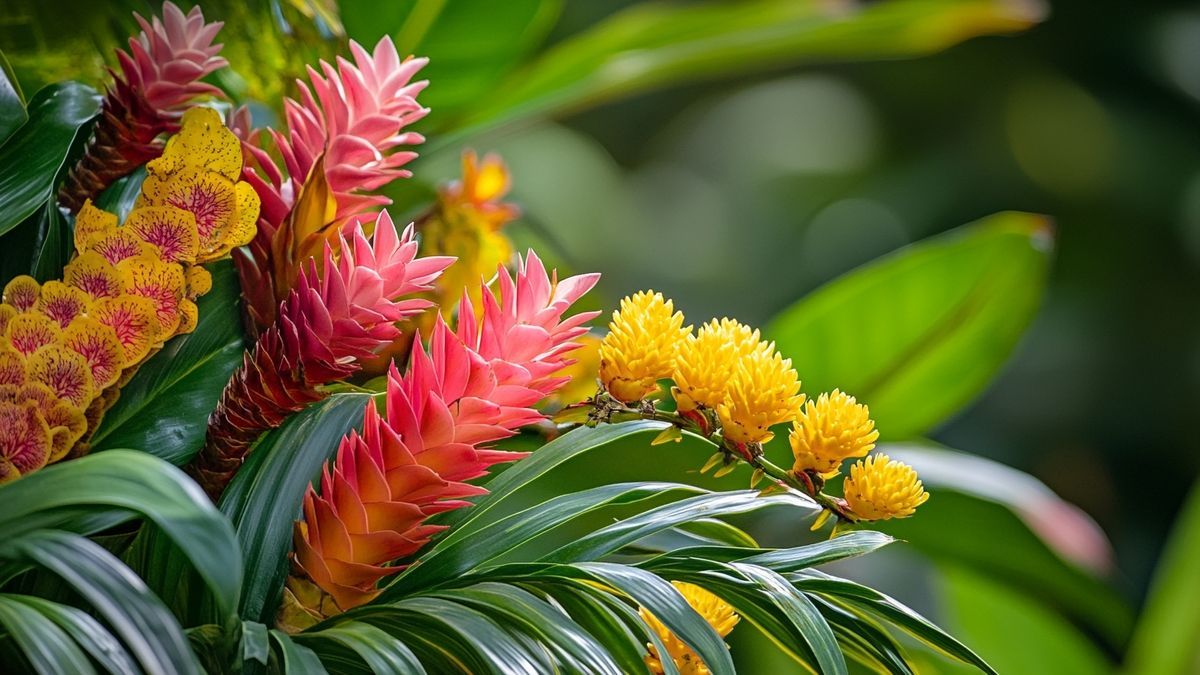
<box><xmin>125</xmin><ymin>205</ymin><xmax>199</xmax><ymax>263</ymax></box>
<box><xmin>74</xmin><ymin>200</ymin><xmax>119</xmax><ymax>251</ymax></box>
<box><xmin>65</xmin><ymin>252</ymin><xmax>128</xmax><ymax>301</ymax></box>
<box><xmin>91</xmin><ymin>295</ymin><xmax>161</xmax><ymax>364</ymax></box>
<box><xmin>0</xmin><ymin>348</ymin><xmax>26</xmax><ymax>385</ymax></box>
<box><xmin>3</xmin><ymin>276</ymin><xmax>40</xmax><ymax>312</ymax></box>
<box><xmin>0</xmin><ymin>401</ymin><xmax>52</xmax><ymax>481</ymax></box>
<box><xmin>185</xmin><ymin>266</ymin><xmax>211</xmax><ymax>298</ymax></box>
<box><xmin>6</xmin><ymin>313</ymin><xmax>61</xmax><ymax>357</ymax></box>
<box><xmin>61</xmin><ymin>317</ymin><xmax>126</xmax><ymax>390</ymax></box>
<box><xmin>86</xmin><ymin>228</ymin><xmax>157</xmax><ymax>266</ymax></box>
<box><xmin>35</xmin><ymin>282</ymin><xmax>91</xmax><ymax>328</ymax></box>
<box><xmin>119</xmin><ymin>253</ymin><xmax>186</xmax><ymax>335</ymax></box>
<box><xmin>27</xmin><ymin>347</ymin><xmax>94</xmax><ymax>410</ymax></box>
<box><xmin>43</xmin><ymin>401</ymin><xmax>86</xmax><ymax>462</ymax></box>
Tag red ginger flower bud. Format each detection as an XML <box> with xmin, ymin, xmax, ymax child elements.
<box><xmin>60</xmin><ymin>2</ymin><xmax>228</xmax><ymax>211</ymax></box>
<box><xmin>290</xmin><ymin>251</ymin><xmax>599</xmax><ymax>613</ymax></box>
<box><xmin>194</xmin><ymin>211</ymin><xmax>453</xmax><ymax>499</ymax></box>
<box><xmin>235</xmin><ymin>36</ymin><xmax>429</xmax><ymax>332</ymax></box>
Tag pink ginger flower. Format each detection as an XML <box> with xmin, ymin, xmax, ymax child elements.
<box><xmin>61</xmin><ymin>2</ymin><xmax>228</xmax><ymax>211</ymax></box>
<box><xmin>192</xmin><ymin>211</ymin><xmax>452</xmax><ymax>498</ymax></box>
<box><xmin>290</xmin><ymin>252</ymin><xmax>599</xmax><ymax>611</ymax></box>
<box><xmin>235</xmin><ymin>37</ymin><xmax>429</xmax><ymax>331</ymax></box>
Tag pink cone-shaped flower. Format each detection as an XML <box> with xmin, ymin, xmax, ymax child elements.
<box><xmin>235</xmin><ymin>37</ymin><xmax>429</xmax><ymax>331</ymax></box>
<box><xmin>61</xmin><ymin>2</ymin><xmax>228</xmax><ymax>210</ymax></box>
<box><xmin>291</xmin><ymin>251</ymin><xmax>599</xmax><ymax>611</ymax></box>
<box><xmin>193</xmin><ymin>211</ymin><xmax>452</xmax><ymax>498</ymax></box>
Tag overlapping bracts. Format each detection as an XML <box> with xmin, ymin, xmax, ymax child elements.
<box><xmin>234</xmin><ymin>36</ymin><xmax>429</xmax><ymax>330</ymax></box>
<box><xmin>60</xmin><ymin>2</ymin><xmax>228</xmax><ymax>210</ymax></box>
<box><xmin>194</xmin><ymin>211</ymin><xmax>453</xmax><ymax>498</ymax></box>
<box><xmin>288</xmin><ymin>252</ymin><xmax>599</xmax><ymax>615</ymax></box>
<box><xmin>1</xmin><ymin>108</ymin><xmax>257</xmax><ymax>481</ymax></box>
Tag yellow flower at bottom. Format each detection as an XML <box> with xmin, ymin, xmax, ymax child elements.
<box><xmin>789</xmin><ymin>389</ymin><xmax>879</xmax><ymax>477</ymax></box>
<box><xmin>843</xmin><ymin>453</ymin><xmax>929</xmax><ymax>521</ymax></box>
<box><xmin>673</xmin><ymin>318</ymin><xmax>761</xmax><ymax>413</ymax></box>
<box><xmin>716</xmin><ymin>341</ymin><xmax>803</xmax><ymax>445</ymax></box>
<box><xmin>599</xmin><ymin>291</ymin><xmax>689</xmax><ymax>403</ymax></box>
<box><xmin>640</xmin><ymin>582</ymin><xmax>739</xmax><ymax>675</ymax></box>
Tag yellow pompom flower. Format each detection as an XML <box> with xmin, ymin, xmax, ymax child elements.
<box><xmin>673</xmin><ymin>318</ymin><xmax>761</xmax><ymax>413</ymax></box>
<box><xmin>716</xmin><ymin>340</ymin><xmax>803</xmax><ymax>445</ymax></box>
<box><xmin>843</xmin><ymin>453</ymin><xmax>929</xmax><ymax>521</ymax></box>
<box><xmin>640</xmin><ymin>582</ymin><xmax>739</xmax><ymax>675</ymax></box>
<box><xmin>789</xmin><ymin>389</ymin><xmax>879</xmax><ymax>477</ymax></box>
<box><xmin>599</xmin><ymin>291</ymin><xmax>690</xmax><ymax>403</ymax></box>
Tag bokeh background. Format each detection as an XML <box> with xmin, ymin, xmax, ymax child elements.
<box><xmin>4</xmin><ymin>0</ymin><xmax>1198</xmax><ymax>672</ymax></box>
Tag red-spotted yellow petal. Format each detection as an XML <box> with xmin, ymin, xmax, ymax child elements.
<box><xmin>0</xmin><ymin>348</ymin><xmax>25</xmax><ymax>386</ymax></box>
<box><xmin>6</xmin><ymin>313</ymin><xmax>61</xmax><ymax>356</ymax></box>
<box><xmin>87</xmin><ymin>229</ymin><xmax>159</xmax><ymax>265</ymax></box>
<box><xmin>177</xmin><ymin>298</ymin><xmax>198</xmax><ymax>335</ymax></box>
<box><xmin>185</xmin><ymin>265</ymin><xmax>212</xmax><ymax>298</ymax></box>
<box><xmin>126</xmin><ymin>205</ymin><xmax>200</xmax><ymax>263</ymax></box>
<box><xmin>3</xmin><ymin>275</ymin><xmax>40</xmax><ymax>312</ymax></box>
<box><xmin>149</xmin><ymin>107</ymin><xmax>242</xmax><ymax>180</ymax></box>
<box><xmin>119</xmin><ymin>254</ymin><xmax>186</xmax><ymax>335</ymax></box>
<box><xmin>35</xmin><ymin>281</ymin><xmax>91</xmax><ymax>328</ymax></box>
<box><xmin>74</xmin><ymin>199</ymin><xmax>119</xmax><ymax>252</ymax></box>
<box><xmin>142</xmin><ymin>168</ymin><xmax>237</xmax><ymax>251</ymax></box>
<box><xmin>229</xmin><ymin>182</ymin><xmax>260</xmax><ymax>250</ymax></box>
<box><xmin>44</xmin><ymin>401</ymin><xmax>86</xmax><ymax>462</ymax></box>
<box><xmin>0</xmin><ymin>304</ymin><xmax>17</xmax><ymax>340</ymax></box>
<box><xmin>0</xmin><ymin>401</ymin><xmax>51</xmax><ymax>481</ymax></box>
<box><xmin>91</xmin><ymin>296</ymin><xmax>161</xmax><ymax>364</ymax></box>
<box><xmin>11</xmin><ymin>381</ymin><xmax>58</xmax><ymax>411</ymax></box>
<box><xmin>61</xmin><ymin>316</ymin><xmax>126</xmax><ymax>389</ymax></box>
<box><xmin>65</xmin><ymin>252</ymin><xmax>127</xmax><ymax>300</ymax></box>
<box><xmin>28</xmin><ymin>346</ymin><xmax>95</xmax><ymax>409</ymax></box>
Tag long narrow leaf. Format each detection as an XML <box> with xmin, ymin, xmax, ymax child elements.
<box><xmin>5</xmin><ymin>595</ymin><xmax>138</xmax><ymax>675</ymax></box>
<box><xmin>0</xmin><ymin>594</ymin><xmax>95</xmax><ymax>675</ymax></box>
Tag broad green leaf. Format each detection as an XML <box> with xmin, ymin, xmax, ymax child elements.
<box><xmin>0</xmin><ymin>81</ymin><xmax>99</xmax><ymax>237</ymax></box>
<box><xmin>935</xmin><ymin>565</ymin><xmax>1109</xmax><ymax>674</ymax></box>
<box><xmin>791</xmin><ymin>569</ymin><xmax>996</xmax><ymax>674</ymax></box>
<box><xmin>447</xmin><ymin>0</ymin><xmax>1044</xmax><ymax>144</ymax></box>
<box><xmin>29</xmin><ymin>198</ymin><xmax>71</xmax><ymax>282</ymax></box>
<box><xmin>1124</xmin><ymin>481</ymin><xmax>1200</xmax><ymax>675</ymax></box>
<box><xmin>0</xmin><ymin>50</ymin><xmax>25</xmax><ymax>142</ymax></box>
<box><xmin>873</xmin><ymin>444</ymin><xmax>1131</xmax><ymax>649</ymax></box>
<box><xmin>90</xmin><ymin>259</ymin><xmax>247</xmax><ymax>464</ymax></box>
<box><xmin>0</xmin><ymin>451</ymin><xmax>241</xmax><ymax>617</ymax></box>
<box><xmin>4</xmin><ymin>595</ymin><xmax>138</xmax><ymax>675</ymax></box>
<box><xmin>270</xmin><ymin>629</ymin><xmax>328</xmax><ymax>674</ymax></box>
<box><xmin>0</xmin><ymin>595</ymin><xmax>95</xmax><ymax>675</ymax></box>
<box><xmin>0</xmin><ymin>531</ymin><xmax>202</xmax><ymax>675</ymax></box>
<box><xmin>219</xmin><ymin>393</ymin><xmax>371</xmax><ymax>625</ymax></box>
<box><xmin>730</xmin><ymin>563</ymin><xmax>846</xmax><ymax>675</ymax></box>
<box><xmin>766</xmin><ymin>211</ymin><xmax>1053</xmax><ymax>439</ymax></box>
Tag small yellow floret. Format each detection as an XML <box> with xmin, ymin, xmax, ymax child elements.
<box><xmin>843</xmin><ymin>453</ymin><xmax>929</xmax><ymax>521</ymax></box>
<box><xmin>716</xmin><ymin>341</ymin><xmax>803</xmax><ymax>445</ymax></box>
<box><xmin>673</xmin><ymin>318</ymin><xmax>761</xmax><ymax>413</ymax></box>
<box><xmin>640</xmin><ymin>582</ymin><xmax>739</xmax><ymax>675</ymax></box>
<box><xmin>599</xmin><ymin>291</ymin><xmax>690</xmax><ymax>403</ymax></box>
<box><xmin>789</xmin><ymin>389</ymin><xmax>879</xmax><ymax>477</ymax></box>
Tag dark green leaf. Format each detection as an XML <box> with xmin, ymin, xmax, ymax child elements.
<box><xmin>766</xmin><ymin>211</ymin><xmax>1053</xmax><ymax>439</ymax></box>
<box><xmin>298</xmin><ymin>621</ymin><xmax>425</xmax><ymax>674</ymax></box>
<box><xmin>537</xmin><ymin>581</ymin><xmax>651</xmax><ymax>674</ymax></box>
<box><xmin>0</xmin><ymin>450</ymin><xmax>241</xmax><ymax>617</ymax></box>
<box><xmin>220</xmin><ymin>393</ymin><xmax>371</xmax><ymax>624</ymax></box>
<box><xmin>0</xmin><ymin>531</ymin><xmax>202</xmax><ymax>675</ymax></box>
<box><xmin>0</xmin><ymin>594</ymin><xmax>95</xmax><ymax>675</ymax></box>
<box><xmin>0</xmin><ymin>81</ymin><xmax>99</xmax><ymax>237</ymax></box>
<box><xmin>5</xmin><ymin>595</ymin><xmax>138</xmax><ymax>675</ymax></box>
<box><xmin>270</xmin><ymin>629</ymin><xmax>328</xmax><ymax>674</ymax></box>
<box><xmin>0</xmin><ymin>49</ymin><xmax>26</xmax><ymax>141</ymax></box>
<box><xmin>92</xmin><ymin>165</ymin><xmax>145</xmax><ymax>222</ymax></box>
<box><xmin>90</xmin><ymin>259</ymin><xmax>247</xmax><ymax>463</ymax></box>
<box><xmin>242</xmin><ymin>620</ymin><xmax>269</xmax><ymax>665</ymax></box>
<box><xmin>729</xmin><ymin>563</ymin><xmax>845</xmax><ymax>675</ymax></box>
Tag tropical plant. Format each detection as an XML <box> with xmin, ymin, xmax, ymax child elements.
<box><xmin>3</xmin><ymin>1</ymin><xmax>1160</xmax><ymax>674</ymax></box>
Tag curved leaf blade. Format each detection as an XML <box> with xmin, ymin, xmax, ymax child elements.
<box><xmin>0</xmin><ymin>594</ymin><xmax>95</xmax><ymax>675</ymax></box>
<box><xmin>5</xmin><ymin>595</ymin><xmax>138</xmax><ymax>675</ymax></box>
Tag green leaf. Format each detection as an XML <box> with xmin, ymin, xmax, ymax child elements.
<box><xmin>447</xmin><ymin>0</ymin><xmax>1044</xmax><ymax>144</ymax></box>
<box><xmin>0</xmin><ymin>594</ymin><xmax>95</xmax><ymax>675</ymax></box>
<box><xmin>791</xmin><ymin>569</ymin><xmax>997</xmax><ymax>674</ymax></box>
<box><xmin>873</xmin><ymin>443</ymin><xmax>1131</xmax><ymax>649</ymax></box>
<box><xmin>0</xmin><ymin>50</ymin><xmax>26</xmax><ymax>142</ymax></box>
<box><xmin>766</xmin><ymin>211</ymin><xmax>1053</xmax><ymax>439</ymax></box>
<box><xmin>0</xmin><ymin>531</ymin><xmax>202</xmax><ymax>675</ymax></box>
<box><xmin>729</xmin><ymin>563</ymin><xmax>846</xmax><ymax>675</ymax></box>
<box><xmin>4</xmin><ymin>595</ymin><xmax>138</xmax><ymax>675</ymax></box>
<box><xmin>538</xmin><ymin>581</ymin><xmax>651</xmax><ymax>674</ymax></box>
<box><xmin>0</xmin><ymin>450</ymin><xmax>241</xmax><ymax>618</ymax></box>
<box><xmin>0</xmin><ymin>81</ymin><xmax>99</xmax><ymax>237</ymax></box>
<box><xmin>297</xmin><ymin>621</ymin><xmax>425</xmax><ymax>674</ymax></box>
<box><xmin>269</xmin><ymin>629</ymin><xmax>328</xmax><ymax>674</ymax></box>
<box><xmin>1124</xmin><ymin>480</ymin><xmax>1200</xmax><ymax>675</ymax></box>
<box><xmin>90</xmin><ymin>259</ymin><xmax>247</xmax><ymax>464</ymax></box>
<box><xmin>219</xmin><ymin>393</ymin><xmax>372</xmax><ymax>624</ymax></box>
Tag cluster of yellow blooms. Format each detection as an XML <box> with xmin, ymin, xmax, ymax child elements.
<box><xmin>0</xmin><ymin>108</ymin><xmax>257</xmax><ymax>481</ymax></box>
<box><xmin>640</xmin><ymin>582</ymin><xmax>739</xmax><ymax>675</ymax></box>
<box><xmin>598</xmin><ymin>290</ymin><xmax>928</xmax><ymax>522</ymax></box>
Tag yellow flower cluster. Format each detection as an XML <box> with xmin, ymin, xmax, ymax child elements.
<box><xmin>599</xmin><ymin>291</ymin><xmax>690</xmax><ymax>403</ymax></box>
<box><xmin>789</xmin><ymin>389</ymin><xmax>879</xmax><ymax>477</ymax></box>
<box><xmin>640</xmin><ymin>582</ymin><xmax>739</xmax><ymax>675</ymax></box>
<box><xmin>843</xmin><ymin>453</ymin><xmax>929</xmax><ymax>520</ymax></box>
<box><xmin>0</xmin><ymin>108</ymin><xmax>257</xmax><ymax>481</ymax></box>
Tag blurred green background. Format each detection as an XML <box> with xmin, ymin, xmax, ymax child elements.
<box><xmin>4</xmin><ymin>0</ymin><xmax>1199</xmax><ymax>672</ymax></box>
